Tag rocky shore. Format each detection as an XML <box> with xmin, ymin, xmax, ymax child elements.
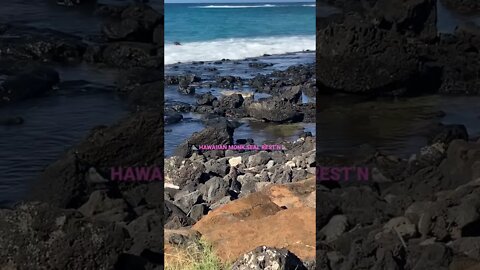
<box><xmin>163</xmin><ymin>25</ymin><xmax>316</xmax><ymax>270</ymax></box>
<box><xmin>164</xmin><ymin>130</ymin><xmax>316</xmax><ymax>269</ymax></box>
<box><xmin>1</xmin><ymin>2</ymin><xmax>318</xmax><ymax>269</ymax></box>
<box><xmin>0</xmin><ymin>3</ymin><xmax>163</xmax><ymax>109</ymax></box>
<box><xmin>164</xmin><ymin>62</ymin><xmax>316</xmax><ymax>127</ymax></box>
<box><xmin>318</xmin><ymin>126</ymin><xmax>480</xmax><ymax>269</ymax></box>
<box><xmin>0</xmin><ymin>3</ymin><xmax>166</xmax><ymax>269</ymax></box>
<box><xmin>317</xmin><ymin>0</ymin><xmax>480</xmax><ymax>269</ymax></box>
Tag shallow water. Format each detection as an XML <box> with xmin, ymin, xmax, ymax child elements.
<box><xmin>315</xmin><ymin>3</ymin><xmax>480</xmax><ymax>158</ymax></box>
<box><xmin>0</xmin><ymin>1</ymin><xmax>138</xmax><ymax>206</ymax></box>
<box><xmin>165</xmin><ymin>52</ymin><xmax>316</xmax><ymax>156</ymax></box>
<box><xmin>318</xmin><ymin>96</ymin><xmax>480</xmax><ymax>158</ymax></box>
<box><xmin>0</xmin><ymin>92</ymin><xmax>128</xmax><ymax>206</ymax></box>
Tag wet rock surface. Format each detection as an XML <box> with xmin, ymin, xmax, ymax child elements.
<box><xmin>9</xmin><ymin>110</ymin><xmax>166</xmax><ymax>269</ymax></box>
<box><xmin>164</xmin><ymin>63</ymin><xmax>315</xmax><ymax>125</ymax></box>
<box><xmin>317</xmin><ymin>1</ymin><xmax>480</xmax><ymax>269</ymax></box>
<box><xmin>0</xmin><ymin>24</ymin><xmax>86</xmax><ymax>62</ymax></box>
<box><xmin>317</xmin><ymin>134</ymin><xmax>480</xmax><ymax>269</ymax></box>
<box><xmin>29</xmin><ymin>111</ymin><xmax>163</xmax><ymax>209</ymax></box>
<box><xmin>83</xmin><ymin>3</ymin><xmax>164</xmax><ymax>69</ymax></box>
<box><xmin>0</xmin><ymin>202</ymin><xmax>130</xmax><ymax>270</ymax></box>
<box><xmin>317</xmin><ymin>0</ymin><xmax>480</xmax><ymax>96</ymax></box>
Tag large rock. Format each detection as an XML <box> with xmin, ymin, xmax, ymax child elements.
<box><xmin>317</xmin><ymin>12</ymin><xmax>435</xmax><ymax>95</ymax></box>
<box><xmin>203</xmin><ymin>176</ymin><xmax>230</xmax><ymax>203</ymax></box>
<box><xmin>439</xmin><ymin>140</ymin><xmax>480</xmax><ymax>190</ymax></box>
<box><xmin>0</xmin><ymin>202</ymin><xmax>130</xmax><ymax>270</ymax></box>
<box><xmin>219</xmin><ymin>93</ymin><xmax>244</xmax><ymax>109</ymax></box>
<box><xmin>231</xmin><ymin>246</ymin><xmax>307</xmax><ymax>270</ymax></box>
<box><xmin>126</xmin><ymin>209</ymin><xmax>163</xmax><ymax>256</ymax></box>
<box><xmin>29</xmin><ymin>111</ymin><xmax>163</xmax><ymax>208</ymax></box>
<box><xmin>369</xmin><ymin>0</ymin><xmax>437</xmax><ymax>40</ymax></box>
<box><xmin>174</xmin><ymin>123</ymin><xmax>234</xmax><ymax>158</ymax></box>
<box><xmin>102</xmin><ymin>42</ymin><xmax>161</xmax><ymax>68</ymax></box>
<box><xmin>196</xmin><ymin>92</ymin><xmax>217</xmax><ymax>106</ymax></box>
<box><xmin>429</xmin><ymin>124</ymin><xmax>468</xmax><ymax>145</ymax></box>
<box><xmin>437</xmin><ymin>26</ymin><xmax>480</xmax><ymax>95</ymax></box>
<box><xmin>166</xmin><ymin>159</ymin><xmax>205</xmax><ymax>187</ymax></box>
<box><xmin>246</xmin><ymin>98</ymin><xmax>303</xmax><ymax>123</ymax></box>
<box><xmin>164</xmin><ymin>200</ymin><xmax>195</xmax><ymax>229</ymax></box>
<box><xmin>0</xmin><ymin>25</ymin><xmax>86</xmax><ymax>62</ymax></box>
<box><xmin>78</xmin><ymin>190</ymin><xmax>133</xmax><ymax>223</ymax></box>
<box><xmin>102</xmin><ymin>4</ymin><xmax>162</xmax><ymax>42</ymax></box>
<box><xmin>320</xmin><ymin>215</ymin><xmax>349</xmax><ymax>242</ymax></box>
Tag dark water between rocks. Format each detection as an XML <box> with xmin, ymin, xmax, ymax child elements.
<box><xmin>316</xmin><ymin>2</ymin><xmax>480</xmax><ymax>158</ymax></box>
<box><xmin>0</xmin><ymin>1</ymin><xmax>145</xmax><ymax>206</ymax></box>
<box><xmin>0</xmin><ymin>63</ymin><xmax>129</xmax><ymax>206</ymax></box>
<box><xmin>318</xmin><ymin>95</ymin><xmax>480</xmax><ymax>157</ymax></box>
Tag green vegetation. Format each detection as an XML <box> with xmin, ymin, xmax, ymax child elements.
<box><xmin>165</xmin><ymin>239</ymin><xmax>231</xmax><ymax>270</ymax></box>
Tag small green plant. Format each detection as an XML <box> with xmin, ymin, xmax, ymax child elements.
<box><xmin>165</xmin><ymin>238</ymin><xmax>231</xmax><ymax>270</ymax></box>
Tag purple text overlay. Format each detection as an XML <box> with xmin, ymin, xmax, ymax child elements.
<box><xmin>197</xmin><ymin>144</ymin><xmax>284</xmax><ymax>151</ymax></box>
<box><xmin>317</xmin><ymin>167</ymin><xmax>370</xmax><ymax>181</ymax></box>
<box><xmin>111</xmin><ymin>166</ymin><xmax>163</xmax><ymax>182</ymax></box>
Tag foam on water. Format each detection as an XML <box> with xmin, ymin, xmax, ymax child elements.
<box><xmin>192</xmin><ymin>4</ymin><xmax>279</xmax><ymax>8</ymax></box>
<box><xmin>165</xmin><ymin>35</ymin><xmax>315</xmax><ymax>65</ymax></box>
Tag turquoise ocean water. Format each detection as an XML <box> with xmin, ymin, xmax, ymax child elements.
<box><xmin>164</xmin><ymin>2</ymin><xmax>315</xmax><ymax>64</ymax></box>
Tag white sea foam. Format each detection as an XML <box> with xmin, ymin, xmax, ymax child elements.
<box><xmin>302</xmin><ymin>4</ymin><xmax>316</xmax><ymax>7</ymax></box>
<box><xmin>165</xmin><ymin>35</ymin><xmax>315</xmax><ymax>65</ymax></box>
<box><xmin>192</xmin><ymin>4</ymin><xmax>279</xmax><ymax>9</ymax></box>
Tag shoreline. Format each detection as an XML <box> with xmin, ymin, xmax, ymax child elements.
<box><xmin>164</xmin><ymin>52</ymin><xmax>316</xmax><ymax>156</ymax></box>
<box><xmin>164</xmin><ymin>49</ymin><xmax>315</xmax><ymax>67</ymax></box>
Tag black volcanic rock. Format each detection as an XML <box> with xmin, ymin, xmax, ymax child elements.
<box><xmin>0</xmin><ymin>202</ymin><xmax>130</xmax><ymax>269</ymax></box>
<box><xmin>29</xmin><ymin>111</ymin><xmax>163</xmax><ymax>208</ymax></box>
<box><xmin>246</xmin><ymin>98</ymin><xmax>304</xmax><ymax>123</ymax></box>
<box><xmin>102</xmin><ymin>4</ymin><xmax>162</xmax><ymax>42</ymax></box>
<box><xmin>174</xmin><ymin>123</ymin><xmax>234</xmax><ymax>158</ymax></box>
<box><xmin>442</xmin><ymin>0</ymin><xmax>480</xmax><ymax>13</ymax></box>
<box><xmin>102</xmin><ymin>42</ymin><xmax>161</xmax><ymax>68</ymax></box>
<box><xmin>0</xmin><ymin>25</ymin><xmax>86</xmax><ymax>62</ymax></box>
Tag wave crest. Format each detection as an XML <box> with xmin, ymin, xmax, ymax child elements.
<box><xmin>165</xmin><ymin>35</ymin><xmax>315</xmax><ymax>65</ymax></box>
<box><xmin>192</xmin><ymin>4</ymin><xmax>278</xmax><ymax>9</ymax></box>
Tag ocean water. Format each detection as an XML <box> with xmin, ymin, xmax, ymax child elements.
<box><xmin>164</xmin><ymin>2</ymin><xmax>316</xmax><ymax>64</ymax></box>
<box><xmin>0</xmin><ymin>1</ymin><xmax>133</xmax><ymax>206</ymax></box>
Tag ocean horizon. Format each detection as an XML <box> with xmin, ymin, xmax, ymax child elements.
<box><xmin>164</xmin><ymin>2</ymin><xmax>315</xmax><ymax>64</ymax></box>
